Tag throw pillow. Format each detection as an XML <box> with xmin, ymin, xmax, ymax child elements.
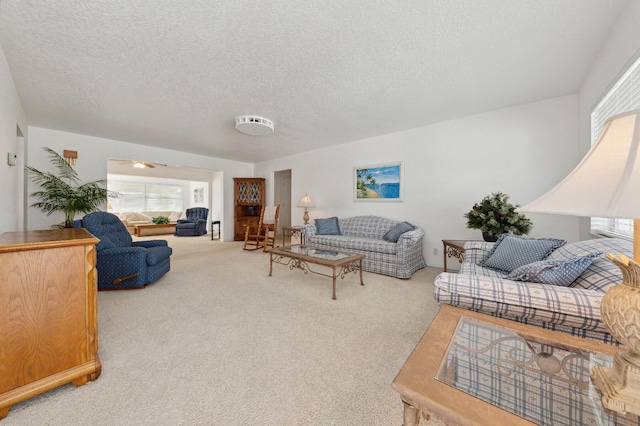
<box><xmin>506</xmin><ymin>256</ymin><xmax>596</xmax><ymax>287</ymax></box>
<box><xmin>315</xmin><ymin>217</ymin><xmax>341</xmax><ymax>235</ymax></box>
<box><xmin>481</xmin><ymin>234</ymin><xmax>567</xmax><ymax>273</ymax></box>
<box><xmin>383</xmin><ymin>221</ymin><xmax>416</xmax><ymax>242</ymax></box>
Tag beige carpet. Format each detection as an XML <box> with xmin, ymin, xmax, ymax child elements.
<box><xmin>4</xmin><ymin>235</ymin><xmax>444</xmax><ymax>425</ymax></box>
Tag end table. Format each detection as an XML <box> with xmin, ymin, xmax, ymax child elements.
<box><xmin>441</xmin><ymin>240</ymin><xmax>471</xmax><ymax>272</ymax></box>
<box><xmin>282</xmin><ymin>226</ymin><xmax>304</xmax><ymax>246</ymax></box>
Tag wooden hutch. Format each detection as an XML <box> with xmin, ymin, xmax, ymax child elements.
<box><xmin>233</xmin><ymin>178</ymin><xmax>265</xmax><ymax>241</ymax></box>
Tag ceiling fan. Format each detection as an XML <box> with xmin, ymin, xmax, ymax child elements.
<box><xmin>117</xmin><ymin>160</ymin><xmax>166</xmax><ymax>169</ymax></box>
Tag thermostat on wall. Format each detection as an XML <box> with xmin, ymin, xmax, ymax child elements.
<box><xmin>7</xmin><ymin>152</ymin><xmax>16</xmax><ymax>166</ymax></box>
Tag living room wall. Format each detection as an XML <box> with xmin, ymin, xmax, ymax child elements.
<box><xmin>255</xmin><ymin>95</ymin><xmax>582</xmax><ymax>269</ymax></box>
<box><xmin>0</xmin><ymin>44</ymin><xmax>28</xmax><ymax>234</ymax></box>
<box><xmin>25</xmin><ymin>127</ymin><xmax>253</xmax><ymax>240</ymax></box>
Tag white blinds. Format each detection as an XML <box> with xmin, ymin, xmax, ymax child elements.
<box><xmin>108</xmin><ymin>180</ymin><xmax>183</xmax><ymax>212</ymax></box>
<box><xmin>590</xmin><ymin>55</ymin><xmax>640</xmax><ymax>240</ymax></box>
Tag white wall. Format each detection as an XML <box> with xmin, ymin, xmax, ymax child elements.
<box><xmin>578</xmin><ymin>0</ymin><xmax>640</xmax><ymax>240</ymax></box>
<box><xmin>26</xmin><ymin>127</ymin><xmax>253</xmax><ymax>240</ymax></box>
<box><xmin>0</xmin><ymin>44</ymin><xmax>28</xmax><ymax>234</ymax></box>
<box><xmin>256</xmin><ymin>95</ymin><xmax>581</xmax><ymax>268</ymax></box>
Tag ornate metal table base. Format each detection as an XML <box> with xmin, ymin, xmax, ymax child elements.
<box><xmin>268</xmin><ymin>246</ymin><xmax>364</xmax><ymax>300</ymax></box>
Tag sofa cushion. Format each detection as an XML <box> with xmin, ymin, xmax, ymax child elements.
<box><xmin>383</xmin><ymin>221</ymin><xmax>415</xmax><ymax>242</ymax></box>
<box><xmin>315</xmin><ymin>217</ymin><xmax>341</xmax><ymax>235</ymax></box>
<box><xmin>307</xmin><ymin>235</ymin><xmax>397</xmax><ymax>254</ymax></box>
<box><xmin>481</xmin><ymin>234</ymin><xmax>567</xmax><ymax>273</ymax></box>
<box><xmin>546</xmin><ymin>238</ymin><xmax>631</xmax><ymax>292</ymax></box>
<box><xmin>506</xmin><ymin>256</ymin><xmax>595</xmax><ymax>287</ymax></box>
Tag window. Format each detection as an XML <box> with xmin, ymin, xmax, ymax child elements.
<box><xmin>590</xmin><ymin>55</ymin><xmax>640</xmax><ymax>240</ymax></box>
<box><xmin>108</xmin><ymin>180</ymin><xmax>183</xmax><ymax>212</ymax></box>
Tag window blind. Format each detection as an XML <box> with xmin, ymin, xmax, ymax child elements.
<box><xmin>590</xmin><ymin>55</ymin><xmax>640</xmax><ymax>240</ymax></box>
<box><xmin>108</xmin><ymin>180</ymin><xmax>183</xmax><ymax>212</ymax></box>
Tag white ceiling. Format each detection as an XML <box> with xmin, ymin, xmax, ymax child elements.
<box><xmin>0</xmin><ymin>0</ymin><xmax>629</xmax><ymax>163</ymax></box>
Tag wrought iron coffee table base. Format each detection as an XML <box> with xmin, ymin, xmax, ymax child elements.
<box><xmin>269</xmin><ymin>247</ymin><xmax>364</xmax><ymax>300</ymax></box>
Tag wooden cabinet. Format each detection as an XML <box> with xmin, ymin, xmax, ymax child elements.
<box><xmin>233</xmin><ymin>178</ymin><xmax>265</xmax><ymax>241</ymax></box>
<box><xmin>0</xmin><ymin>228</ymin><xmax>101</xmax><ymax>419</ymax></box>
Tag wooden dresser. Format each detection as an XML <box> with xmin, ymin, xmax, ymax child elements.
<box><xmin>0</xmin><ymin>228</ymin><xmax>101</xmax><ymax>419</ymax></box>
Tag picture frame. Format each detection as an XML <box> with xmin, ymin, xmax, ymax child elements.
<box><xmin>354</xmin><ymin>161</ymin><xmax>404</xmax><ymax>202</ymax></box>
<box><xmin>193</xmin><ymin>187</ymin><xmax>204</xmax><ymax>203</ymax></box>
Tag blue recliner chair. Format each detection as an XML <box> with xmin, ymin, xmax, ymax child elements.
<box><xmin>174</xmin><ymin>207</ymin><xmax>209</xmax><ymax>236</ymax></box>
<box><xmin>74</xmin><ymin>211</ymin><xmax>172</xmax><ymax>290</ymax></box>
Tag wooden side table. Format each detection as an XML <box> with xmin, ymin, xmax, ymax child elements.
<box><xmin>282</xmin><ymin>226</ymin><xmax>304</xmax><ymax>246</ymax></box>
<box><xmin>392</xmin><ymin>305</ymin><xmax>624</xmax><ymax>425</ymax></box>
<box><xmin>441</xmin><ymin>239</ymin><xmax>470</xmax><ymax>272</ymax></box>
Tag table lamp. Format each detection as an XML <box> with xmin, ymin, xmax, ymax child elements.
<box><xmin>297</xmin><ymin>194</ymin><xmax>315</xmax><ymax>225</ymax></box>
<box><xmin>517</xmin><ymin>109</ymin><xmax>640</xmax><ymax>414</ymax></box>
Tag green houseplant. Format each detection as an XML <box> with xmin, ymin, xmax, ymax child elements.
<box><xmin>151</xmin><ymin>216</ymin><xmax>170</xmax><ymax>224</ymax></box>
<box><xmin>26</xmin><ymin>147</ymin><xmax>116</xmax><ymax>228</ymax></box>
<box><xmin>464</xmin><ymin>192</ymin><xmax>532</xmax><ymax>241</ymax></box>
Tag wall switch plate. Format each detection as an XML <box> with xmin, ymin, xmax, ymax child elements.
<box><xmin>7</xmin><ymin>152</ymin><xmax>16</xmax><ymax>166</ymax></box>
<box><xmin>432</xmin><ymin>248</ymin><xmax>438</xmax><ymax>255</ymax></box>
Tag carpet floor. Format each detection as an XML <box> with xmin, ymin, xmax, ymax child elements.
<box><xmin>3</xmin><ymin>235</ymin><xmax>443</xmax><ymax>425</ymax></box>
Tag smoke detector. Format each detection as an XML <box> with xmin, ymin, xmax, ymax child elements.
<box><xmin>235</xmin><ymin>116</ymin><xmax>274</xmax><ymax>136</ymax></box>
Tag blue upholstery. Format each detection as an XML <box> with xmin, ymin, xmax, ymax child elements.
<box><xmin>174</xmin><ymin>207</ymin><xmax>209</xmax><ymax>236</ymax></box>
<box><xmin>74</xmin><ymin>211</ymin><xmax>172</xmax><ymax>290</ymax></box>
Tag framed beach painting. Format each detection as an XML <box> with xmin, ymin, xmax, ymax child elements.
<box><xmin>354</xmin><ymin>161</ymin><xmax>404</xmax><ymax>201</ymax></box>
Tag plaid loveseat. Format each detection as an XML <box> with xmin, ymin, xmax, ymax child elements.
<box><xmin>301</xmin><ymin>215</ymin><xmax>426</xmax><ymax>279</ymax></box>
<box><xmin>434</xmin><ymin>237</ymin><xmax>632</xmax><ymax>345</ymax></box>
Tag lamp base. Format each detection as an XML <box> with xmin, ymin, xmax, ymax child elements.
<box><xmin>303</xmin><ymin>209</ymin><xmax>310</xmax><ymax>225</ymax></box>
<box><xmin>591</xmin><ymin>352</ymin><xmax>640</xmax><ymax>415</ymax></box>
<box><xmin>590</xmin><ymin>253</ymin><xmax>640</xmax><ymax>415</ymax></box>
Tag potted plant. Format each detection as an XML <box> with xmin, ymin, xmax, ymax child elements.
<box><xmin>151</xmin><ymin>216</ymin><xmax>170</xmax><ymax>224</ymax></box>
<box><xmin>26</xmin><ymin>147</ymin><xmax>117</xmax><ymax>228</ymax></box>
<box><xmin>464</xmin><ymin>192</ymin><xmax>532</xmax><ymax>242</ymax></box>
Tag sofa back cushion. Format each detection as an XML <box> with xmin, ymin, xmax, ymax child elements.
<box><xmin>339</xmin><ymin>216</ymin><xmax>399</xmax><ymax>239</ymax></box>
<box><xmin>547</xmin><ymin>238</ymin><xmax>631</xmax><ymax>292</ymax></box>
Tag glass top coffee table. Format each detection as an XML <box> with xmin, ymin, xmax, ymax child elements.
<box><xmin>392</xmin><ymin>305</ymin><xmax>637</xmax><ymax>425</ymax></box>
<box><xmin>268</xmin><ymin>245</ymin><xmax>364</xmax><ymax>300</ymax></box>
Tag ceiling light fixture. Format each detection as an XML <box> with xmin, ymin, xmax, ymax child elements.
<box><xmin>235</xmin><ymin>116</ymin><xmax>274</xmax><ymax>136</ymax></box>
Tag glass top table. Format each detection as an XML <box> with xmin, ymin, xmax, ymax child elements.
<box><xmin>392</xmin><ymin>305</ymin><xmax>638</xmax><ymax>426</ymax></box>
<box><xmin>268</xmin><ymin>245</ymin><xmax>364</xmax><ymax>300</ymax></box>
<box><xmin>434</xmin><ymin>317</ymin><xmax>639</xmax><ymax>426</ymax></box>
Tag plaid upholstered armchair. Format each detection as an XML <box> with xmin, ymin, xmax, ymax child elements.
<box><xmin>74</xmin><ymin>211</ymin><xmax>172</xmax><ymax>290</ymax></box>
<box><xmin>174</xmin><ymin>207</ymin><xmax>209</xmax><ymax>236</ymax></box>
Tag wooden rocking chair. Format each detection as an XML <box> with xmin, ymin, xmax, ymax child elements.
<box><xmin>243</xmin><ymin>205</ymin><xmax>280</xmax><ymax>252</ymax></box>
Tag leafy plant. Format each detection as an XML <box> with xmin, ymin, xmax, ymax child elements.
<box><xmin>151</xmin><ymin>216</ymin><xmax>170</xmax><ymax>224</ymax></box>
<box><xmin>464</xmin><ymin>192</ymin><xmax>532</xmax><ymax>239</ymax></box>
<box><xmin>26</xmin><ymin>147</ymin><xmax>117</xmax><ymax>228</ymax></box>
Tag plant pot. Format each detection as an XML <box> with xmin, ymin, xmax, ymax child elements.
<box><xmin>482</xmin><ymin>232</ymin><xmax>499</xmax><ymax>242</ymax></box>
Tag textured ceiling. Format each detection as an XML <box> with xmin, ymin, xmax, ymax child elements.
<box><xmin>0</xmin><ymin>0</ymin><xmax>629</xmax><ymax>163</ymax></box>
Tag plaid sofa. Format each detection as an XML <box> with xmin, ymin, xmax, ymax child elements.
<box><xmin>301</xmin><ymin>215</ymin><xmax>426</xmax><ymax>279</ymax></box>
<box><xmin>434</xmin><ymin>237</ymin><xmax>633</xmax><ymax>345</ymax></box>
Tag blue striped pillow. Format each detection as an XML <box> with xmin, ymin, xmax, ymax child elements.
<box><xmin>506</xmin><ymin>256</ymin><xmax>596</xmax><ymax>286</ymax></box>
<box><xmin>315</xmin><ymin>217</ymin><xmax>341</xmax><ymax>235</ymax></box>
<box><xmin>481</xmin><ymin>234</ymin><xmax>566</xmax><ymax>273</ymax></box>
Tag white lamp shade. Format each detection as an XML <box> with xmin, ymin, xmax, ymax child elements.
<box><xmin>518</xmin><ymin>110</ymin><xmax>640</xmax><ymax>219</ymax></box>
<box><xmin>297</xmin><ymin>194</ymin><xmax>315</xmax><ymax>208</ymax></box>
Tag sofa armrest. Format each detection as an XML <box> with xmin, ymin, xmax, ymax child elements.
<box><xmin>301</xmin><ymin>224</ymin><xmax>316</xmax><ymax>238</ymax></box>
<box><xmin>463</xmin><ymin>241</ymin><xmax>495</xmax><ymax>265</ymax></box>
<box><xmin>434</xmin><ymin>272</ymin><xmax>604</xmax><ymax>320</ymax></box>
<box><xmin>133</xmin><ymin>240</ymin><xmax>169</xmax><ymax>248</ymax></box>
<box><xmin>398</xmin><ymin>228</ymin><xmax>424</xmax><ymax>245</ymax></box>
